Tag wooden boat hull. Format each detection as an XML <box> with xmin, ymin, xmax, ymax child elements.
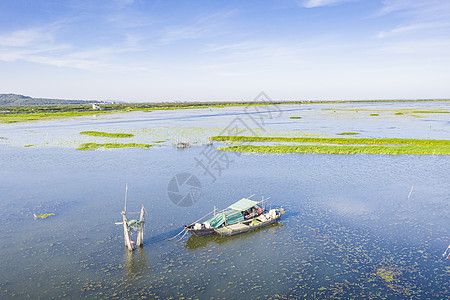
<box><xmin>214</xmin><ymin>213</ymin><xmax>282</xmax><ymax>237</ymax></box>
<box><xmin>184</xmin><ymin>225</ymin><xmax>216</xmax><ymax>237</ymax></box>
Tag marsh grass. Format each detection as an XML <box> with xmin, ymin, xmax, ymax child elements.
<box><xmin>211</xmin><ymin>136</ymin><xmax>450</xmax><ymax>146</ymax></box>
<box><xmin>218</xmin><ymin>144</ymin><xmax>450</xmax><ymax>155</ymax></box>
<box><xmin>338</xmin><ymin>132</ymin><xmax>359</xmax><ymax>135</ymax></box>
<box><xmin>77</xmin><ymin>143</ymin><xmax>153</xmax><ymax>151</ymax></box>
<box><xmin>79</xmin><ymin>131</ymin><xmax>134</xmax><ymax>138</ymax></box>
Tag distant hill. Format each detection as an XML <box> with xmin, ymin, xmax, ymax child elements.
<box><xmin>0</xmin><ymin>94</ymin><xmax>101</xmax><ymax>106</ymax></box>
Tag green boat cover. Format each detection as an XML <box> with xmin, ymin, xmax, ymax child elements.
<box><xmin>204</xmin><ymin>198</ymin><xmax>258</xmax><ymax>228</ymax></box>
<box><xmin>228</xmin><ymin>198</ymin><xmax>259</xmax><ymax>211</ymax></box>
<box><xmin>205</xmin><ymin>209</ymin><xmax>244</xmax><ymax>228</ymax></box>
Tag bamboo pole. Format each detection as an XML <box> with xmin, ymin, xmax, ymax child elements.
<box><xmin>122</xmin><ymin>212</ymin><xmax>135</xmax><ymax>250</ymax></box>
<box><xmin>136</xmin><ymin>205</ymin><xmax>145</xmax><ymax>247</ymax></box>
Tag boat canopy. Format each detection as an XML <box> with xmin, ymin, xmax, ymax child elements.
<box><xmin>204</xmin><ymin>198</ymin><xmax>259</xmax><ymax>228</ymax></box>
<box><xmin>228</xmin><ymin>198</ymin><xmax>259</xmax><ymax>211</ymax></box>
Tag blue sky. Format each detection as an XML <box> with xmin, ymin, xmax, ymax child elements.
<box><xmin>0</xmin><ymin>0</ymin><xmax>449</xmax><ymax>102</ymax></box>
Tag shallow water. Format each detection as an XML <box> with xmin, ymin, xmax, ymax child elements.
<box><xmin>0</xmin><ymin>101</ymin><xmax>449</xmax><ymax>299</ymax></box>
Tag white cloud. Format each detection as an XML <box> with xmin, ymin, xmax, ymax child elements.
<box><xmin>301</xmin><ymin>0</ymin><xmax>356</xmax><ymax>8</ymax></box>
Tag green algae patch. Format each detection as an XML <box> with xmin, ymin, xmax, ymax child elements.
<box><xmin>24</xmin><ymin>144</ymin><xmax>35</xmax><ymax>147</ymax></box>
<box><xmin>34</xmin><ymin>213</ymin><xmax>55</xmax><ymax>219</ymax></box>
<box><xmin>76</xmin><ymin>143</ymin><xmax>153</xmax><ymax>151</ymax></box>
<box><xmin>79</xmin><ymin>131</ymin><xmax>134</xmax><ymax>138</ymax></box>
<box><xmin>290</xmin><ymin>116</ymin><xmax>302</xmax><ymax>119</ymax></box>
<box><xmin>369</xmin><ymin>113</ymin><xmax>379</xmax><ymax>116</ymax></box>
<box><xmin>218</xmin><ymin>144</ymin><xmax>450</xmax><ymax>155</ymax></box>
<box><xmin>338</xmin><ymin>132</ymin><xmax>359</xmax><ymax>135</ymax></box>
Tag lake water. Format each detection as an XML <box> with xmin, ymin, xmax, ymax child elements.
<box><xmin>1</xmin><ymin>101</ymin><xmax>449</xmax><ymax>299</ymax></box>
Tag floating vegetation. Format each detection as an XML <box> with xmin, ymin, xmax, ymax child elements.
<box><xmin>370</xmin><ymin>113</ymin><xmax>379</xmax><ymax>116</ymax></box>
<box><xmin>394</xmin><ymin>112</ymin><xmax>403</xmax><ymax>115</ymax></box>
<box><xmin>218</xmin><ymin>144</ymin><xmax>450</xmax><ymax>155</ymax></box>
<box><xmin>376</xmin><ymin>267</ymin><xmax>397</xmax><ymax>283</ymax></box>
<box><xmin>290</xmin><ymin>116</ymin><xmax>302</xmax><ymax>119</ymax></box>
<box><xmin>24</xmin><ymin>144</ymin><xmax>34</xmax><ymax>147</ymax></box>
<box><xmin>410</xmin><ymin>110</ymin><xmax>450</xmax><ymax>113</ymax></box>
<box><xmin>323</xmin><ymin>107</ymin><xmax>450</xmax><ymax>113</ymax></box>
<box><xmin>0</xmin><ymin>136</ymin><xmax>7</xmax><ymax>139</ymax></box>
<box><xmin>211</xmin><ymin>135</ymin><xmax>450</xmax><ymax>146</ymax></box>
<box><xmin>33</xmin><ymin>213</ymin><xmax>55</xmax><ymax>219</ymax></box>
<box><xmin>338</xmin><ymin>132</ymin><xmax>359</xmax><ymax>135</ymax></box>
<box><xmin>79</xmin><ymin>131</ymin><xmax>134</xmax><ymax>138</ymax></box>
<box><xmin>0</xmin><ymin>110</ymin><xmax>112</xmax><ymax>123</ymax></box>
<box><xmin>76</xmin><ymin>143</ymin><xmax>153</xmax><ymax>151</ymax></box>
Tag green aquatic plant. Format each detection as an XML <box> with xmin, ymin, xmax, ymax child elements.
<box><xmin>79</xmin><ymin>131</ymin><xmax>134</xmax><ymax>138</ymax></box>
<box><xmin>24</xmin><ymin>144</ymin><xmax>34</xmax><ymax>147</ymax></box>
<box><xmin>376</xmin><ymin>267</ymin><xmax>396</xmax><ymax>283</ymax></box>
<box><xmin>0</xmin><ymin>110</ymin><xmax>112</xmax><ymax>123</ymax></box>
<box><xmin>290</xmin><ymin>116</ymin><xmax>302</xmax><ymax>119</ymax></box>
<box><xmin>394</xmin><ymin>112</ymin><xmax>403</xmax><ymax>115</ymax></box>
<box><xmin>211</xmin><ymin>135</ymin><xmax>450</xmax><ymax>146</ymax></box>
<box><xmin>369</xmin><ymin>113</ymin><xmax>379</xmax><ymax>116</ymax></box>
<box><xmin>337</xmin><ymin>132</ymin><xmax>359</xmax><ymax>135</ymax></box>
<box><xmin>34</xmin><ymin>213</ymin><xmax>55</xmax><ymax>219</ymax></box>
<box><xmin>218</xmin><ymin>144</ymin><xmax>450</xmax><ymax>155</ymax></box>
<box><xmin>76</xmin><ymin>143</ymin><xmax>153</xmax><ymax>150</ymax></box>
<box><xmin>410</xmin><ymin>110</ymin><xmax>450</xmax><ymax>113</ymax></box>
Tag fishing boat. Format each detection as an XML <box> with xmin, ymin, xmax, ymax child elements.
<box><xmin>184</xmin><ymin>197</ymin><xmax>284</xmax><ymax>237</ymax></box>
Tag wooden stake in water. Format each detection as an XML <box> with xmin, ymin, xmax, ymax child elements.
<box><xmin>408</xmin><ymin>185</ymin><xmax>414</xmax><ymax>200</ymax></box>
<box><xmin>136</xmin><ymin>205</ymin><xmax>145</xmax><ymax>247</ymax></box>
<box><xmin>122</xmin><ymin>211</ymin><xmax>135</xmax><ymax>250</ymax></box>
<box><xmin>115</xmin><ymin>184</ymin><xmax>146</xmax><ymax>251</ymax></box>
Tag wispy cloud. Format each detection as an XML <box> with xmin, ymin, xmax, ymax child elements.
<box><xmin>376</xmin><ymin>0</ymin><xmax>450</xmax><ymax>19</ymax></box>
<box><xmin>160</xmin><ymin>10</ymin><xmax>236</xmax><ymax>44</ymax></box>
<box><xmin>376</xmin><ymin>22</ymin><xmax>450</xmax><ymax>38</ymax></box>
<box><xmin>0</xmin><ymin>23</ymin><xmax>147</xmax><ymax>71</ymax></box>
<box><xmin>374</xmin><ymin>0</ymin><xmax>450</xmax><ymax>40</ymax></box>
<box><xmin>300</xmin><ymin>0</ymin><xmax>357</xmax><ymax>8</ymax></box>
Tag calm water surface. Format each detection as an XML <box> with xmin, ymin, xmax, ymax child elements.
<box><xmin>0</xmin><ymin>102</ymin><xmax>449</xmax><ymax>299</ymax></box>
